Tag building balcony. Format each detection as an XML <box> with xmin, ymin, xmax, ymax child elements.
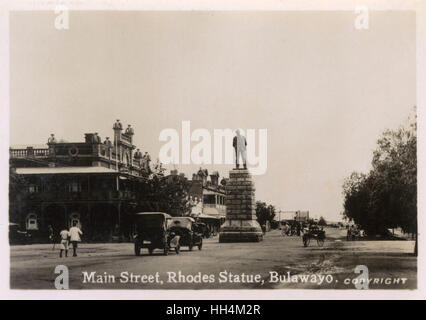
<box><xmin>26</xmin><ymin>190</ymin><xmax>137</xmax><ymax>202</ymax></box>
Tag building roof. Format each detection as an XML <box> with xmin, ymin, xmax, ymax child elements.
<box><xmin>16</xmin><ymin>166</ymin><xmax>119</xmax><ymax>175</ymax></box>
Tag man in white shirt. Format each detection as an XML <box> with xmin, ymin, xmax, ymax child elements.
<box><xmin>69</xmin><ymin>221</ymin><xmax>83</xmax><ymax>257</ymax></box>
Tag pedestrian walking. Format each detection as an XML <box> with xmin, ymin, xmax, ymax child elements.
<box><xmin>59</xmin><ymin>227</ymin><xmax>70</xmax><ymax>258</ymax></box>
<box><xmin>69</xmin><ymin>221</ymin><xmax>83</xmax><ymax>257</ymax></box>
<box><xmin>48</xmin><ymin>225</ymin><xmax>55</xmax><ymax>250</ymax></box>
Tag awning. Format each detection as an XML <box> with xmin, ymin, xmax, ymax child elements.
<box><xmin>15</xmin><ymin>166</ymin><xmax>119</xmax><ymax>175</ymax></box>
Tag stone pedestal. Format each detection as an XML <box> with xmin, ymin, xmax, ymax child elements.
<box><xmin>219</xmin><ymin>169</ymin><xmax>263</xmax><ymax>242</ymax></box>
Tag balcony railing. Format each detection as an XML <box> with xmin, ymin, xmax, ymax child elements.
<box><xmin>120</xmin><ymin>133</ymin><xmax>132</xmax><ymax>144</ymax></box>
<box><xmin>10</xmin><ymin>148</ymin><xmax>49</xmax><ymax>158</ymax></box>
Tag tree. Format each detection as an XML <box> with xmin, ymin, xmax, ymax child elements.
<box><xmin>342</xmin><ymin>108</ymin><xmax>417</xmax><ymax>251</ymax></box>
<box><xmin>137</xmin><ymin>173</ymin><xmax>192</xmax><ymax>216</ymax></box>
<box><xmin>256</xmin><ymin>201</ymin><xmax>276</xmax><ymax>225</ymax></box>
<box><xmin>318</xmin><ymin>216</ymin><xmax>327</xmax><ymax>226</ymax></box>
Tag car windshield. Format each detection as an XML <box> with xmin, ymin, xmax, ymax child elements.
<box><xmin>171</xmin><ymin>218</ymin><xmax>192</xmax><ymax>229</ymax></box>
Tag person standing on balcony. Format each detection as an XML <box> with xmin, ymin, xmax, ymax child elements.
<box><xmin>125</xmin><ymin>124</ymin><xmax>134</xmax><ymax>135</ymax></box>
<box><xmin>134</xmin><ymin>148</ymin><xmax>142</xmax><ymax>159</ymax></box>
<box><xmin>69</xmin><ymin>221</ymin><xmax>83</xmax><ymax>257</ymax></box>
<box><xmin>134</xmin><ymin>148</ymin><xmax>143</xmax><ymax>167</ymax></box>
<box><xmin>104</xmin><ymin>137</ymin><xmax>113</xmax><ymax>148</ymax></box>
<box><xmin>143</xmin><ymin>152</ymin><xmax>151</xmax><ymax>172</ymax></box>
<box><xmin>93</xmin><ymin>132</ymin><xmax>101</xmax><ymax>144</ymax></box>
<box><xmin>113</xmin><ymin>119</ymin><xmax>123</xmax><ymax>130</ymax></box>
<box><xmin>47</xmin><ymin>134</ymin><xmax>57</xmax><ymax>144</ymax></box>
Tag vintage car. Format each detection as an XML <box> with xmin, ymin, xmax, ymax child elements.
<box><xmin>169</xmin><ymin>217</ymin><xmax>203</xmax><ymax>251</ymax></box>
<box><xmin>194</xmin><ymin>222</ymin><xmax>209</xmax><ymax>239</ymax></box>
<box><xmin>9</xmin><ymin>223</ymin><xmax>32</xmax><ymax>245</ymax></box>
<box><xmin>133</xmin><ymin>212</ymin><xmax>180</xmax><ymax>256</ymax></box>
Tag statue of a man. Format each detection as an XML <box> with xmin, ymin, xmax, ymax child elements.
<box><xmin>232</xmin><ymin>129</ymin><xmax>247</xmax><ymax>169</ymax></box>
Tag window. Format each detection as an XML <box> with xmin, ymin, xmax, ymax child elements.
<box><xmin>26</xmin><ymin>213</ymin><xmax>38</xmax><ymax>230</ymax></box>
<box><xmin>28</xmin><ymin>184</ymin><xmax>39</xmax><ymax>193</ymax></box>
<box><xmin>203</xmin><ymin>194</ymin><xmax>216</xmax><ymax>204</ymax></box>
<box><xmin>67</xmin><ymin>181</ymin><xmax>81</xmax><ymax>193</ymax></box>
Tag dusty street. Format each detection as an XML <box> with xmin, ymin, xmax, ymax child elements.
<box><xmin>10</xmin><ymin>228</ymin><xmax>416</xmax><ymax>290</ymax></box>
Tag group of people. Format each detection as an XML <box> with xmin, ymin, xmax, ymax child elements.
<box><xmin>113</xmin><ymin>119</ymin><xmax>134</xmax><ymax>136</ymax></box>
<box><xmin>281</xmin><ymin>220</ymin><xmax>304</xmax><ymax>236</ymax></box>
<box><xmin>58</xmin><ymin>221</ymin><xmax>83</xmax><ymax>258</ymax></box>
<box><xmin>346</xmin><ymin>224</ymin><xmax>365</xmax><ymax>240</ymax></box>
<box><xmin>281</xmin><ymin>220</ymin><xmax>324</xmax><ymax>236</ymax></box>
<box><xmin>134</xmin><ymin>148</ymin><xmax>151</xmax><ymax>171</ymax></box>
<box><xmin>91</xmin><ymin>133</ymin><xmax>102</xmax><ymax>143</ymax></box>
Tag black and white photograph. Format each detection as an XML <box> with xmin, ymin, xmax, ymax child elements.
<box><xmin>1</xmin><ymin>0</ymin><xmax>425</xmax><ymax>300</ymax></box>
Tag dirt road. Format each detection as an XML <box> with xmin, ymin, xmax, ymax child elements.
<box><xmin>10</xmin><ymin>228</ymin><xmax>416</xmax><ymax>289</ymax></box>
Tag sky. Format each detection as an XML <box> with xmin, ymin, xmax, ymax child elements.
<box><xmin>9</xmin><ymin>11</ymin><xmax>416</xmax><ymax>222</ymax></box>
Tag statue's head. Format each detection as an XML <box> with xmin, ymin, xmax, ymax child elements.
<box><xmin>235</xmin><ymin>128</ymin><xmax>245</xmax><ymax>137</ymax></box>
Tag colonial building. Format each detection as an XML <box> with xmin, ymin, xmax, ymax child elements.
<box><xmin>9</xmin><ymin>120</ymin><xmax>158</xmax><ymax>242</ymax></box>
<box><xmin>188</xmin><ymin>168</ymin><xmax>227</xmax><ymax>234</ymax></box>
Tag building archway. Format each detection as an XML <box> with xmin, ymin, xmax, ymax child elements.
<box><xmin>25</xmin><ymin>213</ymin><xmax>39</xmax><ymax>231</ymax></box>
<box><xmin>69</xmin><ymin>212</ymin><xmax>81</xmax><ymax>229</ymax></box>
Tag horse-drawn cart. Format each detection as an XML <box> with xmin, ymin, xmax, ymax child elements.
<box><xmin>302</xmin><ymin>227</ymin><xmax>325</xmax><ymax>247</ymax></box>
